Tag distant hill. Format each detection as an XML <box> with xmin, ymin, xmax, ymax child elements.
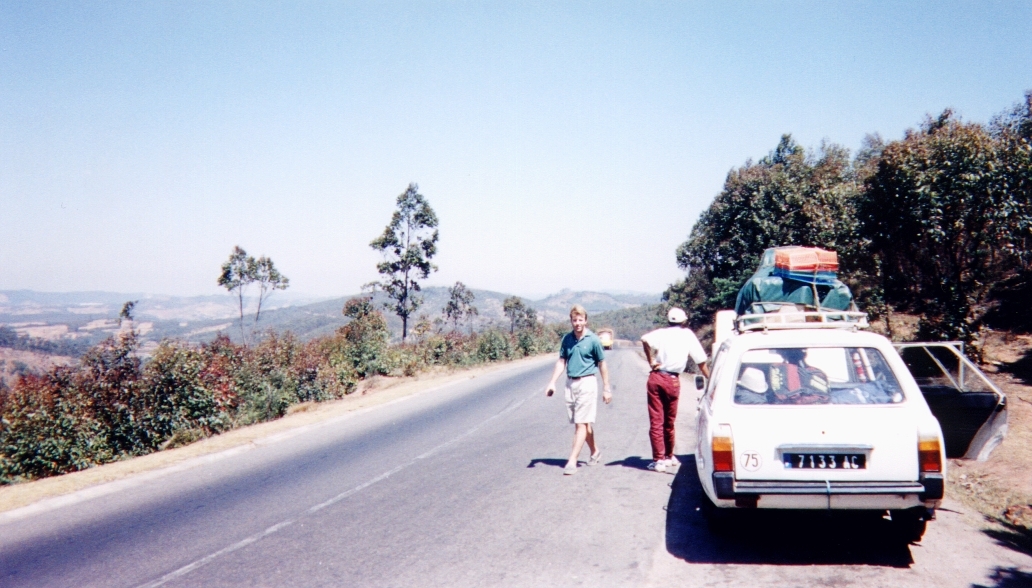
<box><xmin>589</xmin><ymin>304</ymin><xmax>665</xmax><ymax>342</ymax></box>
<box><xmin>530</xmin><ymin>289</ymin><xmax>660</xmax><ymax>323</ymax></box>
<box><xmin>0</xmin><ymin>288</ymin><xmax>661</xmax><ymax>353</ymax></box>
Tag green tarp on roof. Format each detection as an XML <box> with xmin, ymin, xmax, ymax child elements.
<box><xmin>734</xmin><ymin>248</ymin><xmax>854</xmax><ymax>315</ymax></box>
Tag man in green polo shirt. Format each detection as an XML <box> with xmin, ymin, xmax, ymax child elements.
<box><xmin>545</xmin><ymin>304</ymin><xmax>612</xmax><ymax>475</ymax></box>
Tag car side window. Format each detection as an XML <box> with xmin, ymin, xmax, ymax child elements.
<box><xmin>704</xmin><ymin>343</ymin><xmax>730</xmax><ymax>403</ymax></box>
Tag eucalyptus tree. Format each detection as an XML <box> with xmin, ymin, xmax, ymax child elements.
<box><xmin>218</xmin><ymin>246</ymin><xmax>255</xmax><ymax>341</ymax></box>
<box><xmin>502</xmin><ymin>296</ymin><xmax>538</xmax><ymax>334</ymax></box>
<box><xmin>370</xmin><ymin>183</ymin><xmax>439</xmax><ymax>341</ymax></box>
<box><xmin>253</xmin><ymin>256</ymin><xmax>290</xmax><ymax>325</ymax></box>
<box><xmin>444</xmin><ymin>282</ymin><xmax>477</xmax><ymax>333</ymax></box>
<box><xmin>218</xmin><ymin>246</ymin><xmax>290</xmax><ymax>341</ymax></box>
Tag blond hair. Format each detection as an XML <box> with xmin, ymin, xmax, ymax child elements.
<box><xmin>569</xmin><ymin>304</ymin><xmax>588</xmax><ymax>320</ymax></box>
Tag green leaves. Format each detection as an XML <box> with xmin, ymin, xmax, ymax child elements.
<box><xmin>860</xmin><ymin>111</ymin><xmax>1024</xmax><ymax>353</ymax></box>
<box><xmin>444</xmin><ymin>282</ymin><xmax>478</xmax><ymax>334</ymax></box>
<box><xmin>669</xmin><ymin>135</ymin><xmax>861</xmax><ymax>324</ymax></box>
<box><xmin>217</xmin><ymin>246</ymin><xmax>290</xmax><ymax>342</ymax></box>
<box><xmin>370</xmin><ymin>183</ymin><xmax>440</xmax><ymax>341</ymax></box>
<box><xmin>671</xmin><ymin>92</ymin><xmax>1032</xmax><ymax>358</ymax></box>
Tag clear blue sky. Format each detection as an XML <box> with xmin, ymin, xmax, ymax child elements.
<box><xmin>2</xmin><ymin>1</ymin><xmax>1030</xmax><ymax>299</ymax></box>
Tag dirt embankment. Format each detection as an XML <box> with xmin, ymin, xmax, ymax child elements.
<box><xmin>950</xmin><ymin>331</ymin><xmax>1032</xmax><ymax>551</ymax></box>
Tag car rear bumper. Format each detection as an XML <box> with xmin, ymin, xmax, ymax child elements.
<box><xmin>713</xmin><ymin>472</ymin><xmax>944</xmax><ymax>509</ymax></box>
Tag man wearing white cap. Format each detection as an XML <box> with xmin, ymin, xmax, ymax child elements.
<box><xmin>640</xmin><ymin>308</ymin><xmax>709</xmax><ymax>473</ymax></box>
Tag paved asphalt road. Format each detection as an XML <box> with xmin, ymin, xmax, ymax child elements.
<box><xmin>1</xmin><ymin>348</ymin><xmax>1031</xmax><ymax>587</ymax></box>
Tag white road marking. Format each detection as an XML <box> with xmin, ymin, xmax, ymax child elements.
<box><xmin>137</xmin><ymin>390</ymin><xmax>533</xmax><ymax>587</ymax></box>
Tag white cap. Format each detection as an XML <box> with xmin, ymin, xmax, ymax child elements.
<box><xmin>738</xmin><ymin>367</ymin><xmax>768</xmax><ymax>394</ymax></box>
<box><xmin>667</xmin><ymin>307</ymin><xmax>688</xmax><ymax>324</ymax></box>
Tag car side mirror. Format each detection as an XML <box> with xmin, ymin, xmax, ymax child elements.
<box><xmin>694</xmin><ymin>375</ymin><xmax>707</xmax><ymax>391</ymax></box>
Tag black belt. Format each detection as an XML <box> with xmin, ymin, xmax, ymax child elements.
<box><xmin>568</xmin><ymin>374</ymin><xmax>596</xmax><ymax>381</ymax></box>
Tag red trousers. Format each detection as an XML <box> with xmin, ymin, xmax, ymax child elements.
<box><xmin>646</xmin><ymin>371</ymin><xmax>680</xmax><ymax>461</ymax></box>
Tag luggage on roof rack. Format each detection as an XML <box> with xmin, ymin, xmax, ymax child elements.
<box><xmin>734</xmin><ymin>247</ymin><xmax>854</xmax><ymax>315</ymax></box>
<box><xmin>772</xmin><ymin>246</ymin><xmax>840</xmax><ymax>285</ymax></box>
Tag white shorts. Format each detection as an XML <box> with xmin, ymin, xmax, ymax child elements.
<box><xmin>565</xmin><ymin>375</ymin><xmax>598</xmax><ymax>424</ymax></box>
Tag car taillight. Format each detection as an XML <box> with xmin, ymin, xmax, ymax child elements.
<box><xmin>712</xmin><ymin>425</ymin><xmax>734</xmax><ymax>472</ymax></box>
<box><xmin>919</xmin><ymin>436</ymin><xmax>942</xmax><ymax>473</ymax></box>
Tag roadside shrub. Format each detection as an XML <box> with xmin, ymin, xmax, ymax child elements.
<box><xmin>0</xmin><ymin>299</ymin><xmax>561</xmax><ymax>484</ymax></box>
<box><xmin>339</xmin><ymin>297</ymin><xmax>392</xmax><ymax>377</ymax></box>
<box><xmin>0</xmin><ymin>370</ymin><xmax>109</xmax><ymax>482</ymax></box>
<box><xmin>74</xmin><ymin>331</ymin><xmax>147</xmax><ymax>456</ymax></box>
<box><xmin>140</xmin><ymin>341</ymin><xmax>234</xmax><ymax>445</ymax></box>
<box><xmin>232</xmin><ymin>335</ymin><xmax>295</xmax><ymax>425</ymax></box>
<box><xmin>477</xmin><ymin>329</ymin><xmax>514</xmax><ymax>362</ymax></box>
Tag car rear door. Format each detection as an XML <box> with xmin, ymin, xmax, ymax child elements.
<box><xmin>894</xmin><ymin>342</ymin><xmax>1007</xmax><ymax>460</ymax></box>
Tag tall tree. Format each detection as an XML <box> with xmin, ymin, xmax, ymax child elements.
<box><xmin>218</xmin><ymin>246</ymin><xmax>255</xmax><ymax>341</ymax></box>
<box><xmin>252</xmin><ymin>256</ymin><xmax>290</xmax><ymax>325</ymax></box>
<box><xmin>370</xmin><ymin>183</ymin><xmax>440</xmax><ymax>341</ymax></box>
<box><xmin>518</xmin><ymin>306</ymin><xmax>538</xmax><ymax>331</ymax></box>
<box><xmin>444</xmin><ymin>282</ymin><xmax>476</xmax><ymax>333</ymax></box>
<box><xmin>218</xmin><ymin>247</ymin><xmax>289</xmax><ymax>340</ymax></box>
<box><xmin>502</xmin><ymin>296</ymin><xmax>538</xmax><ymax>334</ymax></box>
<box><xmin>859</xmin><ymin>110</ymin><xmax>1019</xmax><ymax>356</ymax></box>
<box><xmin>667</xmin><ymin>135</ymin><xmax>861</xmax><ymax>324</ymax></box>
<box><xmin>502</xmin><ymin>296</ymin><xmax>526</xmax><ymax>334</ymax></box>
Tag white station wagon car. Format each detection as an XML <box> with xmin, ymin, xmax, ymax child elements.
<box><xmin>695</xmin><ymin>309</ymin><xmax>1007</xmax><ymax>542</ymax></box>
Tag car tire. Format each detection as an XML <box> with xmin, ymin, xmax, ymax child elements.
<box><xmin>890</xmin><ymin>508</ymin><xmax>928</xmax><ymax>543</ymax></box>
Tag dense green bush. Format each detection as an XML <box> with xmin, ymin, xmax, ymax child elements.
<box><xmin>74</xmin><ymin>331</ymin><xmax>147</xmax><ymax>456</ymax></box>
<box><xmin>142</xmin><ymin>340</ymin><xmax>235</xmax><ymax>439</ymax></box>
<box><xmin>0</xmin><ymin>370</ymin><xmax>108</xmax><ymax>482</ymax></box>
<box><xmin>476</xmin><ymin>329</ymin><xmax>514</xmax><ymax>362</ymax></box>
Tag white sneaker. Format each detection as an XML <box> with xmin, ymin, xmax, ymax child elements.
<box><xmin>664</xmin><ymin>456</ymin><xmax>680</xmax><ymax>468</ymax></box>
<box><xmin>647</xmin><ymin>460</ymin><xmax>667</xmax><ymax>473</ymax></box>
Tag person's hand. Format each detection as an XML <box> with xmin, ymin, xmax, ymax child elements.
<box><xmin>649</xmin><ymin>360</ymin><xmax>660</xmax><ymax>371</ymax></box>
<box><xmin>546</xmin><ymin>384</ymin><xmax>555</xmax><ymax>397</ymax></box>
<box><xmin>602</xmin><ymin>389</ymin><xmax>612</xmax><ymax>404</ymax></box>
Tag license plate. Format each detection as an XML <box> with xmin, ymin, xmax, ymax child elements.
<box><xmin>783</xmin><ymin>453</ymin><xmax>866</xmax><ymax>469</ymax></box>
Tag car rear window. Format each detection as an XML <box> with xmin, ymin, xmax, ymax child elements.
<box><xmin>734</xmin><ymin>347</ymin><xmax>904</xmax><ymax>405</ymax></box>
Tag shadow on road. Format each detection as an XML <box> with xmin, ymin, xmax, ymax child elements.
<box><xmin>527</xmin><ymin>456</ymin><xmax>669</xmax><ymax>472</ymax></box>
<box><xmin>602</xmin><ymin>455</ymin><xmax>657</xmax><ymax>471</ymax></box>
<box><xmin>972</xmin><ymin>566</ymin><xmax>1032</xmax><ymax>588</ymax></box>
<box><xmin>984</xmin><ymin>524</ymin><xmax>1032</xmax><ymax>559</ymax></box>
<box><xmin>664</xmin><ymin>454</ymin><xmax>915</xmax><ymax>567</ymax></box>
<box><xmin>527</xmin><ymin>458</ymin><xmax>566</xmax><ymax>469</ymax></box>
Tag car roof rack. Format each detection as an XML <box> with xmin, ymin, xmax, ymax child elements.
<box><xmin>736</xmin><ymin>307</ymin><xmax>869</xmax><ymax>332</ymax></box>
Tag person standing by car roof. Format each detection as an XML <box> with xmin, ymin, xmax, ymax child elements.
<box><xmin>640</xmin><ymin>307</ymin><xmax>710</xmax><ymax>473</ymax></box>
<box><xmin>545</xmin><ymin>304</ymin><xmax>612</xmax><ymax>475</ymax></box>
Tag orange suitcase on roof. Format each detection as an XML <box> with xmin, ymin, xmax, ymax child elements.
<box><xmin>773</xmin><ymin>247</ymin><xmax>839</xmax><ymax>272</ymax></box>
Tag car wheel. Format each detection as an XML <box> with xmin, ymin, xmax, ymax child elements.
<box><xmin>890</xmin><ymin>508</ymin><xmax>928</xmax><ymax>543</ymax></box>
